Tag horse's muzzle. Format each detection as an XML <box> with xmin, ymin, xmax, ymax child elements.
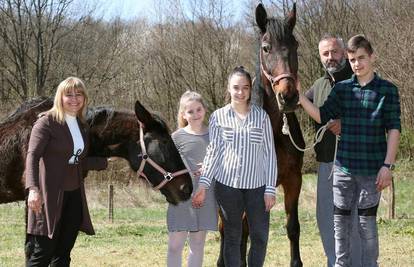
<box><xmin>276</xmin><ymin>92</ymin><xmax>299</xmax><ymax>113</ymax></box>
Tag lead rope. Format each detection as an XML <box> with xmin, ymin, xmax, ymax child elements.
<box><xmin>282</xmin><ymin>114</ymin><xmax>338</xmax><ymax>179</ymax></box>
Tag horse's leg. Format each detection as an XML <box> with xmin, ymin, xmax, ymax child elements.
<box><xmin>217</xmin><ymin>210</ymin><xmax>225</xmax><ymax>267</ymax></box>
<box><xmin>282</xmin><ymin>173</ymin><xmax>303</xmax><ymax>267</ymax></box>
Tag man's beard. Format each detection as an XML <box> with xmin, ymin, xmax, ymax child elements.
<box><xmin>324</xmin><ymin>58</ymin><xmax>347</xmax><ymax>73</ymax></box>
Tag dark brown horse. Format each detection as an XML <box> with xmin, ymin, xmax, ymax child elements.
<box><xmin>0</xmin><ymin>97</ymin><xmax>193</xmax><ymax>205</ymax></box>
<box><xmin>217</xmin><ymin>3</ymin><xmax>304</xmax><ymax>267</ymax></box>
<box><xmin>256</xmin><ymin>3</ymin><xmax>304</xmax><ymax>267</ymax></box>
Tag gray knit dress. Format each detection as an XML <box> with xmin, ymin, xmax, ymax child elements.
<box><xmin>168</xmin><ymin>128</ymin><xmax>218</xmax><ymax>232</ymax></box>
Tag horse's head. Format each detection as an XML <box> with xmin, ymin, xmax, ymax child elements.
<box><xmin>256</xmin><ymin>3</ymin><xmax>299</xmax><ymax>113</ymax></box>
<box><xmin>133</xmin><ymin>101</ymin><xmax>193</xmax><ymax>204</ymax></box>
<box><xmin>87</xmin><ymin>101</ymin><xmax>193</xmax><ymax>205</ymax></box>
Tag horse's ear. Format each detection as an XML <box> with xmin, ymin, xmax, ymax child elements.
<box><xmin>285</xmin><ymin>2</ymin><xmax>296</xmax><ymax>33</ymax></box>
<box><xmin>135</xmin><ymin>100</ymin><xmax>153</xmax><ymax>127</ymax></box>
<box><xmin>255</xmin><ymin>3</ymin><xmax>268</xmax><ymax>34</ymax></box>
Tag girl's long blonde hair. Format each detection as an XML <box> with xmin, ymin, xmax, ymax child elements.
<box><xmin>177</xmin><ymin>90</ymin><xmax>207</xmax><ymax>128</ymax></box>
<box><xmin>47</xmin><ymin>77</ymin><xmax>89</xmax><ymax>124</ymax></box>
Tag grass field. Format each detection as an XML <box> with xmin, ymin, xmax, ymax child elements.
<box><xmin>1</xmin><ymin>169</ymin><xmax>413</xmax><ymax>266</ymax></box>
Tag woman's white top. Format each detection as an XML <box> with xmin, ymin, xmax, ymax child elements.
<box><xmin>65</xmin><ymin>114</ymin><xmax>84</xmax><ymax>164</ymax></box>
<box><xmin>199</xmin><ymin>104</ymin><xmax>278</xmax><ymax>195</ymax></box>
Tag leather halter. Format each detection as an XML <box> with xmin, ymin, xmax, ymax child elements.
<box><xmin>136</xmin><ymin>124</ymin><xmax>188</xmax><ymax>190</ymax></box>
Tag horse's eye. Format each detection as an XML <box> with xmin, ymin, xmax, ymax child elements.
<box><xmin>262</xmin><ymin>43</ymin><xmax>272</xmax><ymax>53</ymax></box>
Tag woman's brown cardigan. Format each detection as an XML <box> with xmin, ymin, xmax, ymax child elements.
<box><xmin>25</xmin><ymin>114</ymin><xmax>107</xmax><ymax>238</ymax></box>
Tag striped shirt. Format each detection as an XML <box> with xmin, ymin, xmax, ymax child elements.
<box><xmin>199</xmin><ymin>104</ymin><xmax>277</xmax><ymax>195</ymax></box>
<box><xmin>320</xmin><ymin>73</ymin><xmax>401</xmax><ymax>176</ymax></box>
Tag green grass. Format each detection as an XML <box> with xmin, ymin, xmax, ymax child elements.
<box><xmin>0</xmin><ymin>173</ymin><xmax>413</xmax><ymax>266</ymax></box>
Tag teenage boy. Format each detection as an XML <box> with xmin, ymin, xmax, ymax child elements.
<box><xmin>299</xmin><ymin>34</ymin><xmax>401</xmax><ymax>267</ymax></box>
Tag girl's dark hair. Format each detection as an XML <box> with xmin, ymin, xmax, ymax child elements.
<box><xmin>228</xmin><ymin>66</ymin><xmax>252</xmax><ymax>87</ymax></box>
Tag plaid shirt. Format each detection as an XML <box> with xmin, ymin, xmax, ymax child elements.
<box><xmin>320</xmin><ymin>73</ymin><xmax>401</xmax><ymax>176</ymax></box>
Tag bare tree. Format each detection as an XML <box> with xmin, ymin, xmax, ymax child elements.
<box><xmin>0</xmin><ymin>0</ymin><xmax>86</xmax><ymax>99</ymax></box>
<box><xmin>55</xmin><ymin>16</ymin><xmax>132</xmax><ymax>106</ymax></box>
<box><xmin>125</xmin><ymin>0</ymin><xmax>251</xmax><ymax>127</ymax></box>
<box><xmin>0</xmin><ymin>0</ymin><xmax>32</xmax><ymax>99</ymax></box>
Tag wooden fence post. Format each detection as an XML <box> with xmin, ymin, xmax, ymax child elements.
<box><xmin>108</xmin><ymin>184</ymin><xmax>114</xmax><ymax>222</ymax></box>
<box><xmin>108</xmin><ymin>163</ymin><xmax>114</xmax><ymax>223</ymax></box>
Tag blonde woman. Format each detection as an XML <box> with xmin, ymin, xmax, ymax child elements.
<box><xmin>25</xmin><ymin>77</ymin><xmax>108</xmax><ymax>266</ymax></box>
<box><xmin>167</xmin><ymin>90</ymin><xmax>218</xmax><ymax>267</ymax></box>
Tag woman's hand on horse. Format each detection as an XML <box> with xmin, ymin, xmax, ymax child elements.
<box><xmin>192</xmin><ymin>186</ymin><xmax>206</xmax><ymax>208</ymax></box>
<box><xmin>28</xmin><ymin>187</ymin><xmax>42</xmax><ymax>214</ymax></box>
<box><xmin>264</xmin><ymin>194</ymin><xmax>276</xmax><ymax>212</ymax></box>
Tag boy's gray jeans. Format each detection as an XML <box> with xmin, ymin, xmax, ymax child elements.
<box><xmin>333</xmin><ymin>168</ymin><xmax>381</xmax><ymax>267</ymax></box>
<box><xmin>317</xmin><ymin>162</ymin><xmax>361</xmax><ymax>267</ymax></box>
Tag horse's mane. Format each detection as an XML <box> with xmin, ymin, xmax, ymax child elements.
<box><xmin>266</xmin><ymin>17</ymin><xmax>297</xmax><ymax>44</ymax></box>
<box><xmin>0</xmin><ymin>97</ymin><xmax>53</xmax><ymax>126</ymax></box>
<box><xmin>86</xmin><ymin>106</ymin><xmax>140</xmax><ymax>141</ymax></box>
<box><xmin>86</xmin><ymin>106</ymin><xmax>170</xmax><ymax>140</ymax></box>
<box><xmin>86</xmin><ymin>106</ymin><xmax>116</xmax><ymax>130</ymax></box>
<box><xmin>12</xmin><ymin>97</ymin><xmax>51</xmax><ymax>114</ymax></box>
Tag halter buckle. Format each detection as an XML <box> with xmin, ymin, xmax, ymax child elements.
<box><xmin>164</xmin><ymin>172</ymin><xmax>173</xmax><ymax>181</ymax></box>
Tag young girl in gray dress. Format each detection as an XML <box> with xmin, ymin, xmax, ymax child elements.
<box><xmin>167</xmin><ymin>91</ymin><xmax>218</xmax><ymax>267</ymax></box>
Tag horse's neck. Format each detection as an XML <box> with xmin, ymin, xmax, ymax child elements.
<box><xmin>88</xmin><ymin>122</ymin><xmax>141</xmax><ymax>160</ymax></box>
<box><xmin>261</xmin><ymin>88</ymin><xmax>304</xmax><ymax>157</ymax></box>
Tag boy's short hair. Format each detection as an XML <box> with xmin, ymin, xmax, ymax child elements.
<box><xmin>346</xmin><ymin>34</ymin><xmax>374</xmax><ymax>55</ymax></box>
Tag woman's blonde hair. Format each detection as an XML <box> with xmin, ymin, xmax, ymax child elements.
<box><xmin>177</xmin><ymin>90</ymin><xmax>207</xmax><ymax>128</ymax></box>
<box><xmin>47</xmin><ymin>77</ymin><xmax>88</xmax><ymax>124</ymax></box>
